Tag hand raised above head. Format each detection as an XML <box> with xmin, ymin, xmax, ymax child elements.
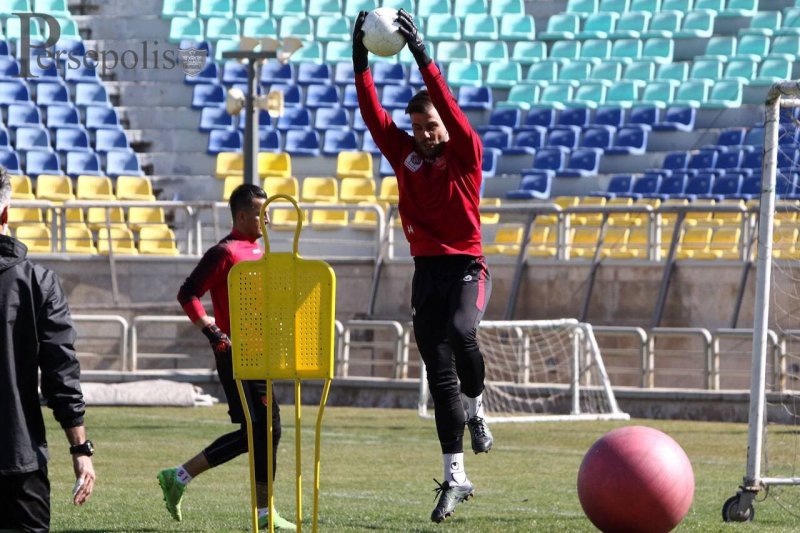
<box><xmin>352</xmin><ymin>10</ymin><xmax>369</xmax><ymax>73</ymax></box>
<box><xmin>396</xmin><ymin>9</ymin><xmax>431</xmax><ymax>67</ymax></box>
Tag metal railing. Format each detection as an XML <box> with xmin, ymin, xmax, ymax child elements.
<box><xmin>72</xmin><ymin>314</ymin><xmax>129</xmax><ymax>371</ymax></box>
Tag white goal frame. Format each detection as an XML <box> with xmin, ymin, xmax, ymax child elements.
<box><xmin>417</xmin><ymin>319</ymin><xmax>630</xmax><ymax>423</ymax></box>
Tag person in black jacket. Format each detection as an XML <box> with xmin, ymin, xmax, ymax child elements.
<box><xmin>0</xmin><ymin>166</ymin><xmax>96</xmax><ymax>532</ymax></box>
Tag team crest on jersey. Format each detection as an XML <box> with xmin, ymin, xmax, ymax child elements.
<box><xmin>404</xmin><ymin>152</ymin><xmax>423</xmax><ymax>172</ymax></box>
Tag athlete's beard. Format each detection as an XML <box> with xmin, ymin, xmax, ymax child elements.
<box><xmin>419</xmin><ymin>140</ymin><xmax>445</xmax><ymax>159</ymax></box>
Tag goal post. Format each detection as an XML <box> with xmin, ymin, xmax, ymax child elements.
<box><xmin>418</xmin><ymin>319</ymin><xmax>630</xmax><ymax>423</ymax></box>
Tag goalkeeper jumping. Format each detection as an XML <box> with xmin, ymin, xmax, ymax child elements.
<box><xmin>353</xmin><ymin>9</ymin><xmax>494</xmax><ymax>524</ymax></box>
<box><xmin>157</xmin><ymin>184</ymin><xmax>295</xmax><ymax>531</ymax></box>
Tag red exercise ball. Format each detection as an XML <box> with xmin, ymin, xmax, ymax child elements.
<box><xmin>577</xmin><ymin>426</ymin><xmax>695</xmax><ymax>533</ymax></box>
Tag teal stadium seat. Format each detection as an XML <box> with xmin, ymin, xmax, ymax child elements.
<box><xmin>642</xmin><ymin>38</ymin><xmax>673</xmax><ymax>64</ymax></box>
<box><xmin>610</xmin><ymin>11</ymin><xmax>651</xmax><ymax>39</ymax></box>
<box><xmin>496</xmin><ymin>83</ymin><xmax>540</xmax><ymax>110</ymax></box>
<box><xmin>577</xmin><ymin>12</ymin><xmax>619</xmax><ymax>39</ymax></box>
<box><xmin>699</xmin><ymin>36</ymin><xmax>736</xmax><ymax>61</ymax></box>
<box><xmin>689</xmin><ymin>59</ymin><xmax>723</xmax><ymax>82</ymax></box>
<box><xmin>777</xmin><ymin>9</ymin><xmax>800</xmax><ymax>37</ymax></box>
<box><xmin>722</xmin><ymin>0</ymin><xmax>756</xmax><ymax>17</ymax></box>
<box><xmin>735</xmin><ymin>35</ymin><xmax>769</xmax><ymax>61</ymax></box>
<box><xmin>638</xmin><ymin>80</ymin><xmax>675</xmax><ymax>108</ymax></box>
<box><xmin>382</xmin><ymin>0</ymin><xmax>413</xmax><ymax>12</ymax></box>
<box><xmin>472</xmin><ymin>41</ymin><xmax>508</xmax><ymax>65</ymax></box>
<box><xmin>271</xmin><ymin>0</ymin><xmax>305</xmax><ymax>17</ymax></box>
<box><xmin>605</xmin><ymin>80</ymin><xmax>639</xmax><ymax>108</ymax></box>
<box><xmin>462</xmin><ymin>14</ymin><xmax>498</xmax><ymax>40</ymax></box>
<box><xmin>540</xmin><ymin>13</ymin><xmax>580</xmax><ymax>40</ymax></box>
<box><xmin>436</xmin><ymin>40</ymin><xmax>471</xmax><ymax>62</ymax></box>
<box><xmin>52</xmin><ymin>17</ymin><xmax>79</xmax><ymax>40</ymax></box>
<box><xmin>625</xmin><ymin>60</ymin><xmax>655</xmax><ymax>82</ymax></box>
<box><xmin>643</xmin><ymin>11</ymin><xmax>682</xmax><ymax>39</ymax></box>
<box><xmin>705</xmin><ymin>80</ymin><xmax>743</xmax><ymax>108</ymax></box>
<box><xmin>723</xmin><ymin>58</ymin><xmax>757</xmax><ymax>84</ymax></box>
<box><xmin>610</xmin><ymin>38</ymin><xmax>643</xmax><ymax>64</ymax></box>
<box><xmin>446</xmin><ymin>61</ymin><xmax>482</xmax><ymax>87</ymax></box>
<box><xmin>34</xmin><ymin>0</ymin><xmax>69</xmax><ymax>15</ymax></box>
<box><xmin>162</xmin><ymin>0</ymin><xmax>196</xmax><ymax>18</ymax></box>
<box><xmin>344</xmin><ymin>0</ymin><xmax>377</xmax><ymax>16</ymax></box>
<box><xmin>673</xmin><ymin>79</ymin><xmax>713</xmax><ymax>107</ymax></box>
<box><xmin>751</xmin><ymin>58</ymin><xmax>793</xmax><ymax>86</ymax></box>
<box><xmin>566</xmin><ymin>0</ymin><xmax>599</xmax><ymax>17</ymax></box>
<box><xmin>169</xmin><ymin>17</ymin><xmax>204</xmax><ymax>43</ymax></box>
<box><xmin>549</xmin><ymin>40</ymin><xmax>581</xmax><ymax>64</ymax></box>
<box><xmin>242</xmin><ymin>17</ymin><xmax>277</xmax><ymax>38</ymax></box>
<box><xmin>214</xmin><ymin>39</ymin><xmax>239</xmax><ymax>62</ymax></box>
<box><xmin>695</xmin><ymin>0</ymin><xmax>723</xmax><ymax>12</ymax></box>
<box><xmin>568</xmin><ymin>82</ymin><xmax>607</xmax><ymax>108</ymax></box>
<box><xmin>288</xmin><ymin>41</ymin><xmax>323</xmax><ymax>63</ymax></box>
<box><xmin>325</xmin><ymin>41</ymin><xmax>351</xmax><ymax>62</ymax></box>
<box><xmin>598</xmin><ymin>0</ymin><xmax>630</xmax><ymax>14</ymax></box>
<box><xmin>279</xmin><ymin>16</ymin><xmax>314</xmax><ymax>41</ymax></box>
<box><xmin>591</xmin><ymin>61</ymin><xmax>622</xmax><ymax>85</ymax></box>
<box><xmin>485</xmin><ymin>61</ymin><xmax>521</xmax><ymax>88</ymax></box>
<box><xmin>534</xmin><ymin>82</ymin><xmax>574</xmax><ymax>110</ymax></box>
<box><xmin>491</xmin><ymin>0</ymin><xmax>524</xmax><ymax>15</ymax></box>
<box><xmin>631</xmin><ymin>0</ymin><xmax>660</xmax><ymax>10</ymax></box>
<box><xmin>426</xmin><ymin>14</ymin><xmax>461</xmax><ymax>41</ymax></box>
<box><xmin>559</xmin><ymin>60</ymin><xmax>592</xmax><ymax>87</ymax></box>
<box><xmin>675</xmin><ymin>9</ymin><xmax>715</xmax><ymax>38</ymax></box>
<box><xmin>769</xmin><ymin>36</ymin><xmax>800</xmax><ymax>61</ymax></box>
<box><xmin>198</xmin><ymin>0</ymin><xmax>233</xmax><ymax>19</ymax></box>
<box><xmin>308</xmin><ymin>0</ymin><xmax>343</xmax><ymax>18</ymax></box>
<box><xmin>453</xmin><ymin>0</ymin><xmax>488</xmax><ymax>18</ymax></box>
<box><xmin>205</xmin><ymin>17</ymin><xmax>240</xmax><ymax>42</ymax></box>
<box><xmin>662</xmin><ymin>0</ymin><xmax>692</xmax><ymax>9</ymax></box>
<box><xmin>499</xmin><ymin>14</ymin><xmax>535</xmax><ymax>40</ymax></box>
<box><xmin>511</xmin><ymin>41</ymin><xmax>546</xmax><ymax>64</ymax></box>
<box><xmin>740</xmin><ymin>11</ymin><xmax>779</xmax><ymax>37</ymax></box>
<box><xmin>580</xmin><ymin>38</ymin><xmax>612</xmax><ymax>64</ymax></box>
<box><xmin>525</xmin><ymin>60</ymin><xmax>559</xmax><ymax>86</ymax></box>
<box><xmin>235</xmin><ymin>0</ymin><xmax>269</xmax><ymax>18</ymax></box>
<box><xmin>417</xmin><ymin>0</ymin><xmax>451</xmax><ymax>17</ymax></box>
<box><xmin>316</xmin><ymin>16</ymin><xmax>350</xmax><ymax>41</ymax></box>
<box><xmin>6</xmin><ymin>16</ymin><xmax>41</xmax><ymax>41</ymax></box>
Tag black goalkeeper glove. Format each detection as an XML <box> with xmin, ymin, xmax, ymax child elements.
<box><xmin>396</xmin><ymin>9</ymin><xmax>431</xmax><ymax>68</ymax></box>
<box><xmin>202</xmin><ymin>323</ymin><xmax>231</xmax><ymax>357</ymax></box>
<box><xmin>352</xmin><ymin>10</ymin><xmax>369</xmax><ymax>74</ymax></box>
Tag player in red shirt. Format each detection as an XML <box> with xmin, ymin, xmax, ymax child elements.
<box><xmin>354</xmin><ymin>9</ymin><xmax>493</xmax><ymax>523</ymax></box>
<box><xmin>156</xmin><ymin>184</ymin><xmax>295</xmax><ymax>531</ymax></box>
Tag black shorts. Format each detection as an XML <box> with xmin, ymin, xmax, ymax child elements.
<box><xmin>0</xmin><ymin>466</ymin><xmax>50</xmax><ymax>533</ymax></box>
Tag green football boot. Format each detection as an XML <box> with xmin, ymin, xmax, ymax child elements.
<box><xmin>157</xmin><ymin>468</ymin><xmax>187</xmax><ymax>522</ymax></box>
<box><xmin>258</xmin><ymin>509</ymin><xmax>297</xmax><ymax>531</ymax></box>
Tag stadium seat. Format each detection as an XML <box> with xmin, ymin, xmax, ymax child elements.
<box><xmin>510</xmin><ymin>41</ymin><xmax>546</xmax><ymax>65</ymax></box>
<box><xmin>35</xmin><ymin>82</ymin><xmax>69</xmax><ymax>107</ymax></box>
<box><xmin>116</xmin><ymin>175</ymin><xmax>155</xmax><ymax>200</ymax></box>
<box><xmin>10</xmin><ymin>174</ymin><xmax>33</xmax><ymax>199</ymax></box>
<box><xmin>275</xmin><ymin>107</ymin><xmax>312</xmax><ymax>131</ymax></box>
<box><xmin>557</xmin><ymin>148</ymin><xmax>603</xmax><ymax>177</ymax></box>
<box><xmin>547</xmin><ymin>127</ymin><xmax>580</xmax><ymax>150</ymax></box>
<box><xmin>484</xmin><ymin>61</ymin><xmax>521</xmax><ymax>89</ymax></box>
<box><xmin>106</xmin><ymin>151</ymin><xmax>143</xmax><ymax>177</ymax></box>
<box><xmin>578</xmin><ymin>12</ymin><xmax>619</xmax><ymax>40</ymax></box>
<box><xmin>74</xmin><ymin>83</ymin><xmax>110</xmax><ymax>108</ymax></box>
<box><xmin>84</xmin><ymin>205</ymin><xmax>126</xmax><ymax>231</ymax></box>
<box><xmin>26</xmin><ymin>150</ymin><xmax>61</xmax><ymax>177</ymax></box>
<box><xmin>505</xmin><ymin>173</ymin><xmax>552</xmax><ymax>200</ymax></box>
<box><xmin>499</xmin><ymin>14</ymin><xmax>536</xmax><ymax>40</ymax></box>
<box><xmin>207</xmin><ymin>129</ymin><xmax>242</xmax><ymax>154</ymax></box>
<box><xmin>445</xmin><ymin>61</ymin><xmax>481</xmax><ymax>87</ymax></box>
<box><xmin>76</xmin><ymin>175</ymin><xmax>114</xmax><ymax>200</ymax></box>
<box><xmin>296</xmin><ymin>63</ymin><xmax>332</xmax><ymax>86</ymax></box>
<box><xmin>45</xmin><ymin>103</ymin><xmax>80</xmax><ymax>129</ymax></box>
<box><xmin>0</xmin><ymin>148</ymin><xmax>21</xmax><ymax>174</ymax></box>
<box><xmin>473</xmin><ymin>41</ymin><xmax>509</xmax><ymax>65</ymax></box>
<box><xmin>550</xmin><ymin>41</ymin><xmax>582</xmax><ymax>64</ymax></box>
<box><xmin>752</xmin><ymin>58</ymin><xmax>793</xmax><ymax>86</ymax></box>
<box><xmin>322</xmin><ymin>130</ymin><xmax>358</xmax><ymax>157</ymax></box>
<box><xmin>303</xmin><ymin>84</ymin><xmax>340</xmax><ymax>109</ymax></box>
<box><xmin>598</xmin><ymin>174</ymin><xmax>634</xmax><ymax>198</ymax></box>
<box><xmin>581</xmin><ymin>125</ymin><xmax>614</xmax><ymax>150</ymax></box>
<box><xmin>483</xmin><ymin>223</ymin><xmax>524</xmax><ymax>255</ymax></box>
<box><xmin>336</xmin><ymin>151</ymin><xmax>372</xmax><ymax>179</ymax></box>
<box><xmin>14</xmin><ymin>224</ymin><xmax>51</xmax><ymax>253</ymax></box>
<box><xmin>611</xmin><ymin>11</ymin><xmax>651</xmax><ymax>39</ymax></box>
<box><xmin>301</xmin><ymin>176</ymin><xmax>338</xmax><ymax>203</ymax></box>
<box><xmin>14</xmin><ymin>126</ymin><xmax>49</xmax><ymax>154</ymax></box>
<box><xmin>605</xmin><ymin>126</ymin><xmax>648</xmax><ymax>155</ymax></box>
<box><xmin>85</xmin><ymin>106</ymin><xmax>122</xmax><ymax>131</ymax></box>
<box><xmin>192</xmin><ymin>83</ymin><xmax>225</xmax><ymax>108</ymax></box>
<box><xmin>457</xmin><ymin>86</ymin><xmax>492</xmax><ymax>111</ymax></box>
<box><xmin>496</xmin><ymin>84</ymin><xmax>539</xmax><ymax>111</ymax></box>
<box><xmin>540</xmin><ymin>13</ymin><xmax>580</xmax><ymax>40</ymax></box>
<box><xmin>339</xmin><ymin>177</ymin><xmax>376</xmax><ymax>204</ymax></box>
<box><xmin>705</xmin><ymin>80</ymin><xmax>743</xmax><ymax>108</ymax></box>
<box><xmin>629</xmin><ymin>105</ymin><xmax>660</xmax><ymax>127</ymax></box>
<box><xmin>127</xmin><ymin>206</ymin><xmax>166</xmax><ymax>232</ymax></box>
<box><xmin>96</xmin><ymin>227</ymin><xmax>138</xmax><ymax>255</ymax></box>
<box><xmin>60</xmin><ymin>224</ymin><xmax>96</xmax><ymax>255</ymax></box>
<box><xmin>371</xmin><ymin>62</ymin><xmax>407</xmax><ymax>86</ymax></box>
<box><xmin>741</xmin><ymin>11</ymin><xmax>780</xmax><ymax>37</ymax></box>
<box><xmin>381</xmin><ymin>85</ymin><xmax>414</xmax><ymax>110</ymax></box>
<box><xmin>199</xmin><ymin>106</ymin><xmax>234</xmax><ymax>132</ymax></box>
<box><xmin>138</xmin><ymin>225</ymin><xmax>180</xmax><ymax>256</ymax></box>
<box><xmin>569</xmin><ymin>82</ymin><xmax>607</xmax><ymax>109</ymax></box>
<box><xmin>260</xmin><ymin>62</ymin><xmax>295</xmax><ymax>85</ymax></box>
<box><xmin>523</xmin><ymin>147</ymin><xmax>568</xmax><ymax>178</ymax></box>
<box><xmin>653</xmin><ymin>106</ymin><xmax>695</xmax><ymax>132</ymax></box>
<box><xmin>254</xmin><ymin>152</ymin><xmax>291</xmax><ymax>179</ymax></box>
<box><xmin>162</xmin><ymin>0</ymin><xmax>197</xmax><ymax>18</ymax></box>
<box><xmin>35</xmin><ymin>172</ymin><xmax>72</xmax><ymax>201</ymax></box>
<box><xmin>0</xmin><ymin>79</ymin><xmax>28</xmax><ymax>106</ymax></box>
<box><xmin>283</xmin><ymin>129</ymin><xmax>321</xmax><ymax>156</ymax></box>
<box><xmin>94</xmin><ymin>129</ymin><xmax>131</xmax><ymax>154</ymax></box>
<box><xmin>65</xmin><ymin>151</ymin><xmax>102</xmax><ymax>177</ymax></box>
<box><xmin>314</xmin><ymin>108</ymin><xmax>350</xmax><ymax>132</ymax></box>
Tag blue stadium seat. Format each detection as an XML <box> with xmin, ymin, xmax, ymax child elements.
<box><xmin>260</xmin><ymin>62</ymin><xmax>295</xmax><ymax>85</ymax></box>
<box><xmin>457</xmin><ymin>86</ymin><xmax>492</xmax><ymax>111</ymax></box>
<box><xmin>522</xmin><ymin>147</ymin><xmax>568</xmax><ymax>178</ymax></box>
<box><xmin>199</xmin><ymin>106</ymin><xmax>234</xmax><ymax>131</ymax></box>
<box><xmin>715</xmin><ymin>149</ymin><xmax>744</xmax><ymax>173</ymax></box>
<box><xmin>628</xmin><ymin>106</ymin><xmax>659</xmax><ymax>129</ymax></box>
<box><xmin>653</xmin><ymin>106</ymin><xmax>695</xmax><ymax>132</ymax></box>
<box><xmin>360</xmin><ymin>130</ymin><xmax>381</xmax><ymax>155</ymax></box>
<box><xmin>547</xmin><ymin>127</ymin><xmax>580</xmax><ymax>149</ymax></box>
<box><xmin>64</xmin><ymin>63</ymin><xmax>101</xmax><ymax>84</ymax></box>
<box><xmin>27</xmin><ymin>61</ymin><xmax>59</xmax><ymax>83</ymax></box>
<box><xmin>743</xmin><ymin>126</ymin><xmax>764</xmax><ymax>147</ymax></box>
<box><xmin>558</xmin><ymin>107</ymin><xmax>590</xmax><ymax>129</ymax></box>
<box><xmin>391</xmin><ymin>109</ymin><xmax>412</xmax><ymax>130</ymax></box>
<box><xmin>597</xmin><ymin>174</ymin><xmax>634</xmax><ymax>197</ymax></box>
<box><xmin>284</xmin><ymin>129</ymin><xmax>321</xmax><ymax>156</ymax></box>
<box><xmin>207</xmin><ymin>129</ymin><xmax>243</xmax><ymax>154</ymax></box>
<box><xmin>8</xmin><ymin>103</ymin><xmax>41</xmax><ymax>129</ymax></box>
<box><xmin>84</xmin><ymin>106</ymin><xmax>121</xmax><ymax>131</ymax></box>
<box><xmin>14</xmin><ymin>126</ymin><xmax>50</xmax><ymax>153</ymax></box>
<box><xmin>715</xmin><ymin>127</ymin><xmax>746</xmax><ymax>149</ymax></box>
<box><xmin>656</xmin><ymin>174</ymin><xmax>688</xmax><ymax>197</ymax></box>
<box><xmin>94</xmin><ymin>128</ymin><xmax>131</xmax><ymax>154</ymax></box>
<box><xmin>372</xmin><ymin>62</ymin><xmax>407</xmax><ymax>85</ymax></box>
<box><xmin>304</xmin><ymin>84</ymin><xmax>340</xmax><ymax>109</ymax></box>
<box><xmin>505</xmin><ymin>128</ymin><xmax>545</xmax><ymax>155</ymax></box>
<box><xmin>25</xmin><ymin>149</ymin><xmax>62</xmax><ymax>177</ymax></box>
<box><xmin>275</xmin><ymin>107</ymin><xmax>312</xmax><ymax>131</ymax></box>
<box><xmin>342</xmin><ymin>84</ymin><xmax>358</xmax><ymax>109</ymax></box>
<box><xmin>606</xmin><ymin>126</ymin><xmax>648</xmax><ymax>155</ymax></box>
<box><xmin>676</xmin><ymin>174</ymin><xmax>715</xmax><ymax>199</ymax></box>
<box><xmin>778</xmin><ymin>173</ymin><xmax>797</xmax><ymax>197</ymax></box>
<box><xmin>322</xmin><ymin>130</ymin><xmax>358</xmax><ymax>156</ymax></box>
<box><xmin>0</xmin><ymin>56</ymin><xmax>19</xmax><ymax>78</ymax></box>
<box><xmin>740</xmin><ymin>150</ymin><xmax>762</xmax><ymax>175</ymax></box>
<box><xmin>505</xmin><ymin>173</ymin><xmax>552</xmax><ymax>199</ymax></box>
<box><xmin>0</xmin><ymin>149</ymin><xmax>21</xmax><ymax>174</ymax></box>
<box><xmin>333</xmin><ymin>62</ymin><xmax>355</xmax><ymax>85</ymax></box>
<box><xmin>259</xmin><ymin>129</ymin><xmax>282</xmax><ymax>152</ymax></box>
<box><xmin>626</xmin><ymin>173</ymin><xmax>662</xmax><ymax>198</ymax></box>
<box><xmin>192</xmin><ymin>83</ymin><xmax>225</xmax><ymax>108</ymax></box>
<box><xmin>221</xmin><ymin>61</ymin><xmax>248</xmax><ymax>85</ymax></box>
<box><xmin>351</xmin><ymin>111</ymin><xmax>367</xmax><ymax>132</ymax></box>
<box><xmin>709</xmin><ymin>174</ymin><xmax>742</xmax><ymax>199</ymax></box>
<box><xmin>268</xmin><ymin>83</ymin><xmax>302</xmax><ymax>108</ymax></box>
<box><xmin>519</xmin><ymin>107</ymin><xmax>556</xmax><ymax>130</ymax></box>
<box><xmin>65</xmin><ymin>151</ymin><xmax>102</xmax><ymax>177</ymax></box>
<box><xmin>236</xmin><ymin>109</ymin><xmax>273</xmax><ymax>131</ymax></box>
<box><xmin>296</xmin><ymin>62</ymin><xmax>332</xmax><ymax>85</ymax></box>
<box><xmin>594</xmin><ymin>106</ymin><xmax>624</xmax><ymax>128</ymax></box>
<box><xmin>74</xmin><ymin>83</ymin><xmax>110</xmax><ymax>108</ymax></box>
<box><xmin>478</xmin><ymin>107</ymin><xmax>521</xmax><ymax>134</ymax></box>
<box><xmin>482</xmin><ymin>147</ymin><xmax>501</xmax><ymax>178</ymax></box>
<box><xmin>0</xmin><ymin>127</ymin><xmax>9</xmax><ymax>150</ymax></box>
<box><xmin>0</xmin><ymin>80</ymin><xmax>29</xmax><ymax>106</ymax></box>
<box><xmin>482</xmin><ymin>130</ymin><xmax>512</xmax><ymax>152</ymax></box>
<box><xmin>105</xmin><ymin>151</ymin><xmax>144</xmax><ymax>177</ymax></box>
<box><xmin>379</xmin><ymin>155</ymin><xmax>394</xmax><ymax>176</ymax></box>
<box><xmin>381</xmin><ymin>85</ymin><xmax>414</xmax><ymax>110</ymax></box>
<box><xmin>581</xmin><ymin>125</ymin><xmax>614</xmax><ymax>150</ymax></box>
<box><xmin>557</xmin><ymin>148</ymin><xmax>603</xmax><ymax>177</ymax></box>
<box><xmin>45</xmin><ymin>103</ymin><xmax>79</xmax><ymax>129</ymax></box>
<box><xmin>314</xmin><ymin>107</ymin><xmax>350</xmax><ymax>130</ymax></box>
<box><xmin>54</xmin><ymin>127</ymin><xmax>91</xmax><ymax>155</ymax></box>
<box><xmin>185</xmin><ymin>60</ymin><xmax>219</xmax><ymax>85</ymax></box>
<box><xmin>35</xmin><ymin>82</ymin><xmax>69</xmax><ymax>106</ymax></box>
<box><xmin>687</xmin><ymin>149</ymin><xmax>718</xmax><ymax>171</ymax></box>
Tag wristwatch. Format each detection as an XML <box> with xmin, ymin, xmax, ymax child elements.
<box><xmin>69</xmin><ymin>440</ymin><xmax>94</xmax><ymax>456</ymax></box>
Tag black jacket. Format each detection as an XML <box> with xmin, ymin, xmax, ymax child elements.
<box><xmin>0</xmin><ymin>234</ymin><xmax>84</xmax><ymax>475</ymax></box>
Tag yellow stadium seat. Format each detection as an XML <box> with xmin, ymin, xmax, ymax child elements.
<box><xmin>258</xmin><ymin>152</ymin><xmax>291</xmax><ymax>178</ymax></box>
<box><xmin>138</xmin><ymin>224</ymin><xmax>180</xmax><ymax>256</ymax></box>
<box><xmin>659</xmin><ymin>198</ymin><xmax>688</xmax><ymax>228</ymax></box>
<box><xmin>629</xmin><ymin>197</ymin><xmax>661</xmax><ymax>227</ymax></box>
<box><xmin>693</xmin><ymin>227</ymin><xmax>742</xmax><ymax>260</ymax></box>
<box><xmin>222</xmin><ymin>175</ymin><xmax>244</xmax><ymax>201</ymax></box>
<box><xmin>36</xmin><ymin>174</ymin><xmax>74</xmax><ymax>202</ymax></box>
<box><xmin>76</xmin><ymin>175</ymin><xmax>114</xmax><ymax>200</ymax></box>
<box><xmin>215</xmin><ymin>152</ymin><xmax>243</xmax><ymax>179</ymax></box>
<box><xmin>310</xmin><ymin>203</ymin><xmax>349</xmax><ymax>229</ymax></box>
<box><xmin>86</xmin><ymin>206</ymin><xmax>126</xmax><ymax>230</ymax></box>
<box><xmin>301</xmin><ymin>177</ymin><xmax>338</xmax><ymax>203</ymax></box>
<box><xmin>612</xmin><ymin>226</ymin><xmax>649</xmax><ymax>259</ymax></box>
<box><xmin>772</xmin><ymin>225</ymin><xmax>798</xmax><ymax>258</ymax></box>
<box><xmin>96</xmin><ymin>227</ymin><xmax>138</xmax><ymax>255</ymax></box>
<box><xmin>128</xmin><ymin>206</ymin><xmax>166</xmax><ymax>231</ymax></box>
<box><xmin>15</xmin><ymin>224</ymin><xmax>52</xmax><ymax>253</ymax></box>
<box><xmin>606</xmin><ymin>197</ymin><xmax>635</xmax><ymax>226</ymax></box>
<box><xmin>711</xmin><ymin>199</ymin><xmax>745</xmax><ymax>226</ymax></box>
<box><xmin>269</xmin><ymin>205</ymin><xmax>304</xmax><ymax>230</ymax></box>
<box><xmin>10</xmin><ymin>175</ymin><xmax>33</xmax><ymax>199</ymax></box>
<box><xmin>7</xmin><ymin>206</ymin><xmax>43</xmax><ymax>226</ymax></box>
<box><xmin>573</xmin><ymin>196</ymin><xmax>606</xmax><ymax>226</ymax></box>
<box><xmin>45</xmin><ymin>206</ymin><xmax>84</xmax><ymax>225</ymax></box>
<box><xmin>659</xmin><ymin>225</ymin><xmax>680</xmax><ymax>257</ymax></box>
<box><xmin>537</xmin><ymin>196</ymin><xmax>579</xmax><ymax>226</ymax></box>
<box><xmin>600</xmin><ymin>226</ymin><xmax>631</xmax><ymax>258</ymax></box>
<box><xmin>529</xmin><ymin>224</ymin><xmax>562</xmax><ymax>258</ymax></box>
<box><xmin>570</xmin><ymin>226</ymin><xmax>602</xmax><ymax>258</ymax></box>
<box><xmin>676</xmin><ymin>226</ymin><xmax>712</xmax><ymax>259</ymax></box>
<box><xmin>480</xmin><ymin>198</ymin><xmax>501</xmax><ymax>225</ymax></box>
<box><xmin>263</xmin><ymin>176</ymin><xmax>299</xmax><ymax>198</ymax></box>
<box><xmin>116</xmin><ymin>175</ymin><xmax>156</xmax><ymax>200</ymax></box>
<box><xmin>685</xmin><ymin>198</ymin><xmax>716</xmax><ymax>226</ymax></box>
<box><xmin>64</xmin><ymin>224</ymin><xmax>97</xmax><ymax>255</ymax></box>
<box><xmin>483</xmin><ymin>223</ymin><xmax>523</xmax><ymax>255</ymax></box>
<box><xmin>336</xmin><ymin>151</ymin><xmax>373</xmax><ymax>179</ymax></box>
<box><xmin>378</xmin><ymin>176</ymin><xmax>399</xmax><ymax>205</ymax></box>
<box><xmin>350</xmin><ymin>201</ymin><xmax>388</xmax><ymax>229</ymax></box>
<box><xmin>339</xmin><ymin>177</ymin><xmax>376</xmax><ymax>204</ymax></box>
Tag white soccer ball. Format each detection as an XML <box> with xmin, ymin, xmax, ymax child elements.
<box><xmin>361</xmin><ymin>7</ymin><xmax>406</xmax><ymax>57</ymax></box>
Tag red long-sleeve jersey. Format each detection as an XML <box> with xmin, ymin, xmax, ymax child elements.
<box><xmin>177</xmin><ymin>229</ymin><xmax>263</xmax><ymax>335</ymax></box>
<box><xmin>356</xmin><ymin>61</ymin><xmax>483</xmax><ymax>257</ymax></box>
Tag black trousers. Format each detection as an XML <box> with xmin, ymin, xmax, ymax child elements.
<box><xmin>204</xmin><ymin>350</ymin><xmax>282</xmax><ymax>483</ymax></box>
<box><xmin>0</xmin><ymin>466</ymin><xmax>50</xmax><ymax>533</ymax></box>
<box><xmin>412</xmin><ymin>255</ymin><xmax>491</xmax><ymax>454</ymax></box>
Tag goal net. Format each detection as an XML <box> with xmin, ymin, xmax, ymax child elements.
<box><xmin>418</xmin><ymin>319</ymin><xmax>629</xmax><ymax>423</ymax></box>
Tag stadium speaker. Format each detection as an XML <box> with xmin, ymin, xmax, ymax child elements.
<box><xmin>225</xmin><ymin>87</ymin><xmax>245</xmax><ymax>115</ymax></box>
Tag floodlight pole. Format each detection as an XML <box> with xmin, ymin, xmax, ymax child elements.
<box><xmin>222</xmin><ymin>50</ymin><xmax>276</xmax><ymax>186</ymax></box>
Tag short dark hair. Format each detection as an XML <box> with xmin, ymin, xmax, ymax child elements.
<box><xmin>0</xmin><ymin>165</ymin><xmax>9</xmax><ymax>212</ymax></box>
<box><xmin>229</xmin><ymin>183</ymin><xmax>267</xmax><ymax>219</ymax></box>
<box><xmin>405</xmin><ymin>89</ymin><xmax>433</xmax><ymax>115</ymax></box>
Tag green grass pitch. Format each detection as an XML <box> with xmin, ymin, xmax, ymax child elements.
<box><xmin>43</xmin><ymin>405</ymin><xmax>799</xmax><ymax>532</ymax></box>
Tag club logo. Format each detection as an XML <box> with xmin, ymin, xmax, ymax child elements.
<box><xmin>178</xmin><ymin>47</ymin><xmax>207</xmax><ymax>77</ymax></box>
<box><xmin>404</xmin><ymin>152</ymin><xmax>423</xmax><ymax>172</ymax></box>
<box><xmin>463</xmin><ymin>275</ymin><xmax>473</xmax><ymax>282</ymax></box>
